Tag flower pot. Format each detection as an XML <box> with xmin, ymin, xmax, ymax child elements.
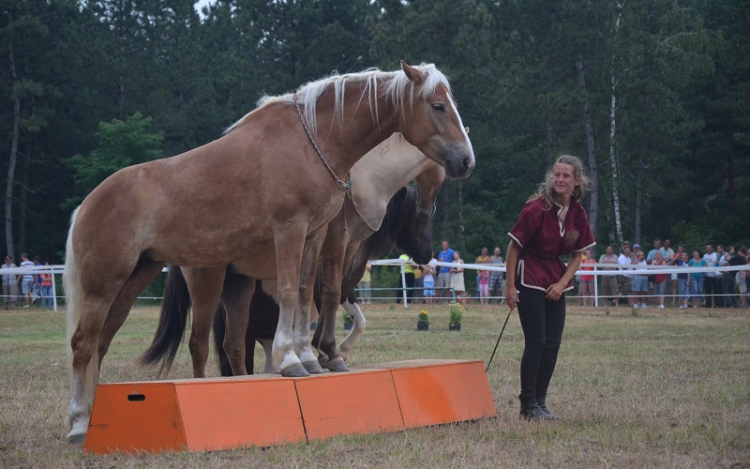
<box><xmin>449</xmin><ymin>324</ymin><xmax>461</xmax><ymax>331</ymax></box>
<box><xmin>417</xmin><ymin>322</ymin><xmax>429</xmax><ymax>331</ymax></box>
<box><xmin>343</xmin><ymin>321</ymin><xmax>353</xmax><ymax>331</ymax></box>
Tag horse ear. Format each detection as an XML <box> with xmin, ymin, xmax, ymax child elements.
<box><xmin>465</xmin><ymin>126</ymin><xmax>470</xmax><ymax>135</ymax></box>
<box><xmin>400</xmin><ymin>61</ymin><xmax>426</xmax><ymax>84</ymax></box>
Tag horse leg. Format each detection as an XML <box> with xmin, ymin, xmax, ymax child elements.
<box><xmin>295</xmin><ymin>229</ymin><xmax>327</xmax><ymax>374</ymax></box>
<box><xmin>314</xmin><ymin>224</ymin><xmax>349</xmax><ymax>372</ymax></box>
<box><xmin>96</xmin><ymin>260</ymin><xmax>166</xmax><ymax>365</ymax></box>
<box><xmin>259</xmin><ymin>338</ymin><xmax>274</xmax><ymax>373</ymax></box>
<box><xmin>338</xmin><ymin>298</ymin><xmax>366</xmax><ymax>362</ymax></box>
<box><xmin>183</xmin><ymin>266</ymin><xmax>227</xmax><ymax>378</ymax></box>
<box><xmin>272</xmin><ymin>226</ymin><xmax>315</xmax><ymax>377</ymax></box>
<box><xmin>220</xmin><ymin>273</ymin><xmax>256</xmax><ymax>376</ymax></box>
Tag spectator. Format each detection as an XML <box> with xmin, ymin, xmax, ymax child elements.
<box><xmin>725</xmin><ymin>247</ymin><xmax>746</xmax><ymax>308</ymax></box>
<box><xmin>40</xmin><ymin>262</ymin><xmax>54</xmax><ymax>310</ymax></box>
<box><xmin>475</xmin><ymin>247</ymin><xmax>491</xmax><ymax>305</ymax></box>
<box><xmin>669</xmin><ymin>245</ymin><xmax>685</xmax><ymax>305</ymax></box>
<box><xmin>646</xmin><ymin>239</ymin><xmax>667</xmax><ymax>264</ymax></box>
<box><xmin>632</xmin><ymin>251</ymin><xmax>649</xmax><ymax>308</ymax></box>
<box><xmin>396</xmin><ymin>253</ymin><xmax>417</xmax><ymax>304</ymax></box>
<box><xmin>422</xmin><ymin>254</ymin><xmax>437</xmax><ymax>305</ymax></box>
<box><xmin>436</xmin><ymin>240</ymin><xmax>455</xmax><ymax>302</ymax></box>
<box><xmin>358</xmin><ymin>264</ymin><xmax>372</xmax><ymax>305</ymax></box>
<box><xmin>663</xmin><ymin>239</ymin><xmax>675</xmax><ymax>260</ymax></box>
<box><xmin>688</xmin><ymin>249</ymin><xmax>706</xmax><ymax>308</ymax></box>
<box><xmin>715</xmin><ymin>244</ymin><xmax>726</xmax><ymax>307</ymax></box>
<box><xmin>489</xmin><ymin>247</ymin><xmax>505</xmax><ymax>304</ymax></box>
<box><xmin>674</xmin><ymin>251</ymin><xmax>690</xmax><ymax>308</ymax></box>
<box><xmin>2</xmin><ymin>256</ymin><xmax>18</xmax><ymax>310</ymax></box>
<box><xmin>579</xmin><ymin>249</ymin><xmax>596</xmax><ymax>306</ymax></box>
<box><xmin>652</xmin><ymin>251</ymin><xmax>669</xmax><ymax>309</ymax></box>
<box><xmin>33</xmin><ymin>256</ymin><xmax>43</xmax><ymax>306</ymax></box>
<box><xmin>633</xmin><ymin>243</ymin><xmax>643</xmax><ymax>261</ymax></box>
<box><xmin>731</xmin><ymin>248</ymin><xmax>747</xmax><ymax>307</ymax></box>
<box><xmin>703</xmin><ymin>244</ymin><xmax>719</xmax><ymax>308</ymax></box>
<box><xmin>599</xmin><ymin>245</ymin><xmax>620</xmax><ymax>307</ymax></box>
<box><xmin>617</xmin><ymin>246</ymin><xmax>635</xmax><ymax>307</ymax></box>
<box><xmin>19</xmin><ymin>253</ymin><xmax>35</xmax><ymax>308</ymax></box>
<box><xmin>450</xmin><ymin>251</ymin><xmax>467</xmax><ymax>304</ymax></box>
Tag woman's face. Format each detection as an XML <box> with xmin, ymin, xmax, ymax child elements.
<box><xmin>693</xmin><ymin>250</ymin><xmax>700</xmax><ymax>259</ymax></box>
<box><xmin>453</xmin><ymin>251</ymin><xmax>460</xmax><ymax>260</ymax></box>
<box><xmin>553</xmin><ymin>163</ymin><xmax>580</xmax><ymax>198</ymax></box>
<box><xmin>655</xmin><ymin>252</ymin><xmax>663</xmax><ymax>261</ymax></box>
<box><xmin>681</xmin><ymin>252</ymin><xmax>688</xmax><ymax>262</ymax></box>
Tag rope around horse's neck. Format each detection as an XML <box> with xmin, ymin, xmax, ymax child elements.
<box><xmin>293</xmin><ymin>93</ymin><xmax>352</xmax><ymax>192</ymax></box>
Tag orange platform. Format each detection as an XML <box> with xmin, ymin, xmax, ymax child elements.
<box><xmin>83</xmin><ymin>359</ymin><xmax>496</xmax><ymax>454</ymax></box>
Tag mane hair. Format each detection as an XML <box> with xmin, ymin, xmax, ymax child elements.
<box><xmin>224</xmin><ymin>64</ymin><xmax>450</xmax><ymax>136</ymax></box>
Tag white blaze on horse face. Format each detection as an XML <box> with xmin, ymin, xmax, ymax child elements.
<box><xmin>447</xmin><ymin>94</ymin><xmax>475</xmax><ymax>163</ymax></box>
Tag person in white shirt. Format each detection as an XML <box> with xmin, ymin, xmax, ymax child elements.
<box><xmin>703</xmin><ymin>244</ymin><xmax>719</xmax><ymax>308</ymax></box>
<box><xmin>617</xmin><ymin>246</ymin><xmax>635</xmax><ymax>307</ymax></box>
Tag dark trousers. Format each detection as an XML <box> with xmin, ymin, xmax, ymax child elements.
<box><xmin>704</xmin><ymin>276</ymin><xmax>717</xmax><ymax>308</ymax></box>
<box><xmin>517</xmin><ymin>284</ymin><xmax>566</xmax><ymax>401</ymax></box>
<box><xmin>715</xmin><ymin>276</ymin><xmax>725</xmax><ymax>307</ymax></box>
<box><xmin>396</xmin><ymin>272</ymin><xmax>415</xmax><ymax>303</ymax></box>
<box><xmin>722</xmin><ymin>275</ymin><xmax>736</xmax><ymax>307</ymax></box>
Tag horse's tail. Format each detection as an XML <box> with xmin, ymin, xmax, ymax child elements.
<box><xmin>212</xmin><ymin>302</ymin><xmax>234</xmax><ymax>377</ymax></box>
<box><xmin>138</xmin><ymin>265</ymin><xmax>191</xmax><ymax>378</ymax></box>
<box><xmin>64</xmin><ymin>207</ymin><xmax>98</xmax><ymax>423</ymax></box>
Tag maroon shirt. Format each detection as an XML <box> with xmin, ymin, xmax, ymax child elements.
<box><xmin>508</xmin><ymin>198</ymin><xmax>595</xmax><ymax>292</ymax></box>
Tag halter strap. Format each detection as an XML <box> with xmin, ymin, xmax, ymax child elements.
<box><xmin>293</xmin><ymin>93</ymin><xmax>352</xmax><ymax>192</ymax></box>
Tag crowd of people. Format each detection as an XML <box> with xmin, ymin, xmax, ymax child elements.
<box><xmin>578</xmin><ymin>240</ymin><xmax>750</xmax><ymax>309</ymax></box>
<box><xmin>1</xmin><ymin>253</ymin><xmax>55</xmax><ymax>310</ymax></box>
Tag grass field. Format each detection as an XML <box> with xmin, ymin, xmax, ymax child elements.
<box><xmin>1</xmin><ymin>302</ymin><xmax>748</xmax><ymax>468</ymax></box>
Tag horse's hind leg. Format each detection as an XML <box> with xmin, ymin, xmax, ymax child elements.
<box><xmin>96</xmin><ymin>260</ymin><xmax>166</xmax><ymax>365</ymax></box>
<box><xmin>314</xmin><ymin>224</ymin><xmax>349</xmax><ymax>372</ymax></box>
<box><xmin>220</xmin><ymin>274</ymin><xmax>256</xmax><ymax>376</ymax></box>
<box><xmin>183</xmin><ymin>266</ymin><xmax>227</xmax><ymax>378</ymax></box>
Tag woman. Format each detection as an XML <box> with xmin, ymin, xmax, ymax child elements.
<box><xmin>506</xmin><ymin>155</ymin><xmax>595</xmax><ymax>420</ymax></box>
<box><xmin>40</xmin><ymin>262</ymin><xmax>53</xmax><ymax>309</ymax></box>
<box><xmin>476</xmin><ymin>247</ymin><xmax>491</xmax><ymax>305</ymax></box>
<box><xmin>631</xmin><ymin>251</ymin><xmax>649</xmax><ymax>308</ymax></box>
<box><xmin>578</xmin><ymin>249</ymin><xmax>596</xmax><ymax>306</ymax></box>
<box><xmin>652</xmin><ymin>251</ymin><xmax>669</xmax><ymax>309</ymax></box>
<box><xmin>673</xmin><ymin>251</ymin><xmax>690</xmax><ymax>308</ymax></box>
<box><xmin>450</xmin><ymin>251</ymin><xmax>466</xmax><ymax>304</ymax></box>
<box><xmin>422</xmin><ymin>255</ymin><xmax>436</xmax><ymax>305</ymax></box>
<box><xmin>688</xmin><ymin>249</ymin><xmax>706</xmax><ymax>308</ymax></box>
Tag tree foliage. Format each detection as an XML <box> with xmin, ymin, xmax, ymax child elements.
<box><xmin>1</xmin><ymin>0</ymin><xmax>747</xmax><ymax>263</ymax></box>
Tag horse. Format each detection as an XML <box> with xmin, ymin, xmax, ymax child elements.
<box><xmin>64</xmin><ymin>61</ymin><xmax>474</xmax><ymax>442</ymax></box>
<box><xmin>141</xmin><ymin>135</ymin><xmax>445</xmax><ymax>378</ymax></box>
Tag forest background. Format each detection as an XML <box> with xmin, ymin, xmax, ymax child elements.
<box><xmin>2</xmin><ymin>0</ymin><xmax>748</xmax><ymax>270</ymax></box>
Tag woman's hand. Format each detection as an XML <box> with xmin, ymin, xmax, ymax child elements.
<box><xmin>545</xmin><ymin>281</ymin><xmax>566</xmax><ymax>301</ymax></box>
<box><xmin>506</xmin><ymin>286</ymin><xmax>519</xmax><ymax>311</ymax></box>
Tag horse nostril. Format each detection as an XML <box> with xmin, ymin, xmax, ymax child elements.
<box><xmin>463</xmin><ymin>157</ymin><xmax>473</xmax><ymax>170</ymax></box>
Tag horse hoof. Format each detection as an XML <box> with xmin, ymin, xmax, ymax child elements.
<box><xmin>66</xmin><ymin>430</ymin><xmax>86</xmax><ymax>445</ymax></box>
<box><xmin>327</xmin><ymin>358</ymin><xmax>349</xmax><ymax>373</ymax></box>
<box><xmin>279</xmin><ymin>363</ymin><xmax>310</xmax><ymax>378</ymax></box>
<box><xmin>302</xmin><ymin>360</ymin><xmax>325</xmax><ymax>374</ymax></box>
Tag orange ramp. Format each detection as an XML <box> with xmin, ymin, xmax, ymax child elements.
<box><xmin>83</xmin><ymin>359</ymin><xmax>496</xmax><ymax>454</ymax></box>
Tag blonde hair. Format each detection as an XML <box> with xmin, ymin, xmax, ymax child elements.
<box><xmin>528</xmin><ymin>154</ymin><xmax>591</xmax><ymax>208</ymax></box>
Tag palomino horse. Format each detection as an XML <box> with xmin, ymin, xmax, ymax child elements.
<box><xmin>146</xmin><ymin>183</ymin><xmax>434</xmax><ymax>376</ymax></box>
<box><xmin>141</xmin><ymin>135</ymin><xmax>445</xmax><ymax>378</ymax></box>
<box><xmin>64</xmin><ymin>62</ymin><xmax>474</xmax><ymax>442</ymax></box>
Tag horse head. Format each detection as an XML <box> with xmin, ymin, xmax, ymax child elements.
<box><xmin>395</xmin><ymin>61</ymin><xmax>475</xmax><ymax>180</ymax></box>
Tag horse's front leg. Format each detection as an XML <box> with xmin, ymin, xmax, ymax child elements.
<box><xmin>295</xmin><ymin>228</ymin><xmax>327</xmax><ymax>374</ymax></box>
<box><xmin>220</xmin><ymin>273</ymin><xmax>256</xmax><ymax>376</ymax></box>
<box><xmin>314</xmin><ymin>223</ymin><xmax>349</xmax><ymax>372</ymax></box>
<box><xmin>338</xmin><ymin>297</ymin><xmax>366</xmax><ymax>362</ymax></box>
<box><xmin>272</xmin><ymin>226</ymin><xmax>310</xmax><ymax>377</ymax></box>
<box><xmin>183</xmin><ymin>266</ymin><xmax>227</xmax><ymax>378</ymax></box>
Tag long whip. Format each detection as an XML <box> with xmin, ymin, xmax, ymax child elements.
<box><xmin>486</xmin><ymin>309</ymin><xmax>513</xmax><ymax>373</ymax></box>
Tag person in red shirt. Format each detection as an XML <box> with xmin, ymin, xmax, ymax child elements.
<box><xmin>506</xmin><ymin>155</ymin><xmax>595</xmax><ymax>420</ymax></box>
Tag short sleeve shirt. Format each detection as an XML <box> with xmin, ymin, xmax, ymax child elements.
<box><xmin>508</xmin><ymin>198</ymin><xmax>596</xmax><ymax>291</ymax></box>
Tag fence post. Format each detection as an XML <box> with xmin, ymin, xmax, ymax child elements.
<box><xmin>51</xmin><ymin>270</ymin><xmax>58</xmax><ymax>312</ymax></box>
<box><xmin>400</xmin><ymin>258</ymin><xmax>408</xmax><ymax>308</ymax></box>
<box><xmin>594</xmin><ymin>265</ymin><xmax>599</xmax><ymax>307</ymax></box>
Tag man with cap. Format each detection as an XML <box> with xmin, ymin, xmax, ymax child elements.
<box><xmin>2</xmin><ymin>256</ymin><xmax>18</xmax><ymax>310</ymax></box>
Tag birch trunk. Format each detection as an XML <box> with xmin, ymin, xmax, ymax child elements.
<box><xmin>609</xmin><ymin>1</ymin><xmax>625</xmax><ymax>243</ymax></box>
<box><xmin>5</xmin><ymin>30</ymin><xmax>20</xmax><ymax>258</ymax></box>
<box><xmin>576</xmin><ymin>54</ymin><xmax>599</xmax><ymax>237</ymax></box>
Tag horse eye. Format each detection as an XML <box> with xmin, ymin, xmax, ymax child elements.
<box><xmin>431</xmin><ymin>103</ymin><xmax>445</xmax><ymax>112</ymax></box>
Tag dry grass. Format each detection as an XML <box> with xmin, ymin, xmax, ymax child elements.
<box><xmin>0</xmin><ymin>302</ymin><xmax>748</xmax><ymax>468</ymax></box>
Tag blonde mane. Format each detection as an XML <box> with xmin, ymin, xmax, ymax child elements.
<box><xmin>224</xmin><ymin>64</ymin><xmax>450</xmax><ymax>136</ymax></box>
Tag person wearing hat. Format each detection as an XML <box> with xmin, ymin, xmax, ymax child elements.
<box><xmin>2</xmin><ymin>256</ymin><xmax>18</xmax><ymax>310</ymax></box>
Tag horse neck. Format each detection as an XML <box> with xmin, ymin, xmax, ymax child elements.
<box><xmin>350</xmin><ymin>141</ymin><xmax>436</xmax><ymax>230</ymax></box>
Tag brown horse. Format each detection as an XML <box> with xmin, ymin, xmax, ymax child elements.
<box><xmin>64</xmin><ymin>62</ymin><xmax>474</xmax><ymax>442</ymax></box>
<box><xmin>141</xmin><ymin>140</ymin><xmax>443</xmax><ymax>377</ymax></box>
